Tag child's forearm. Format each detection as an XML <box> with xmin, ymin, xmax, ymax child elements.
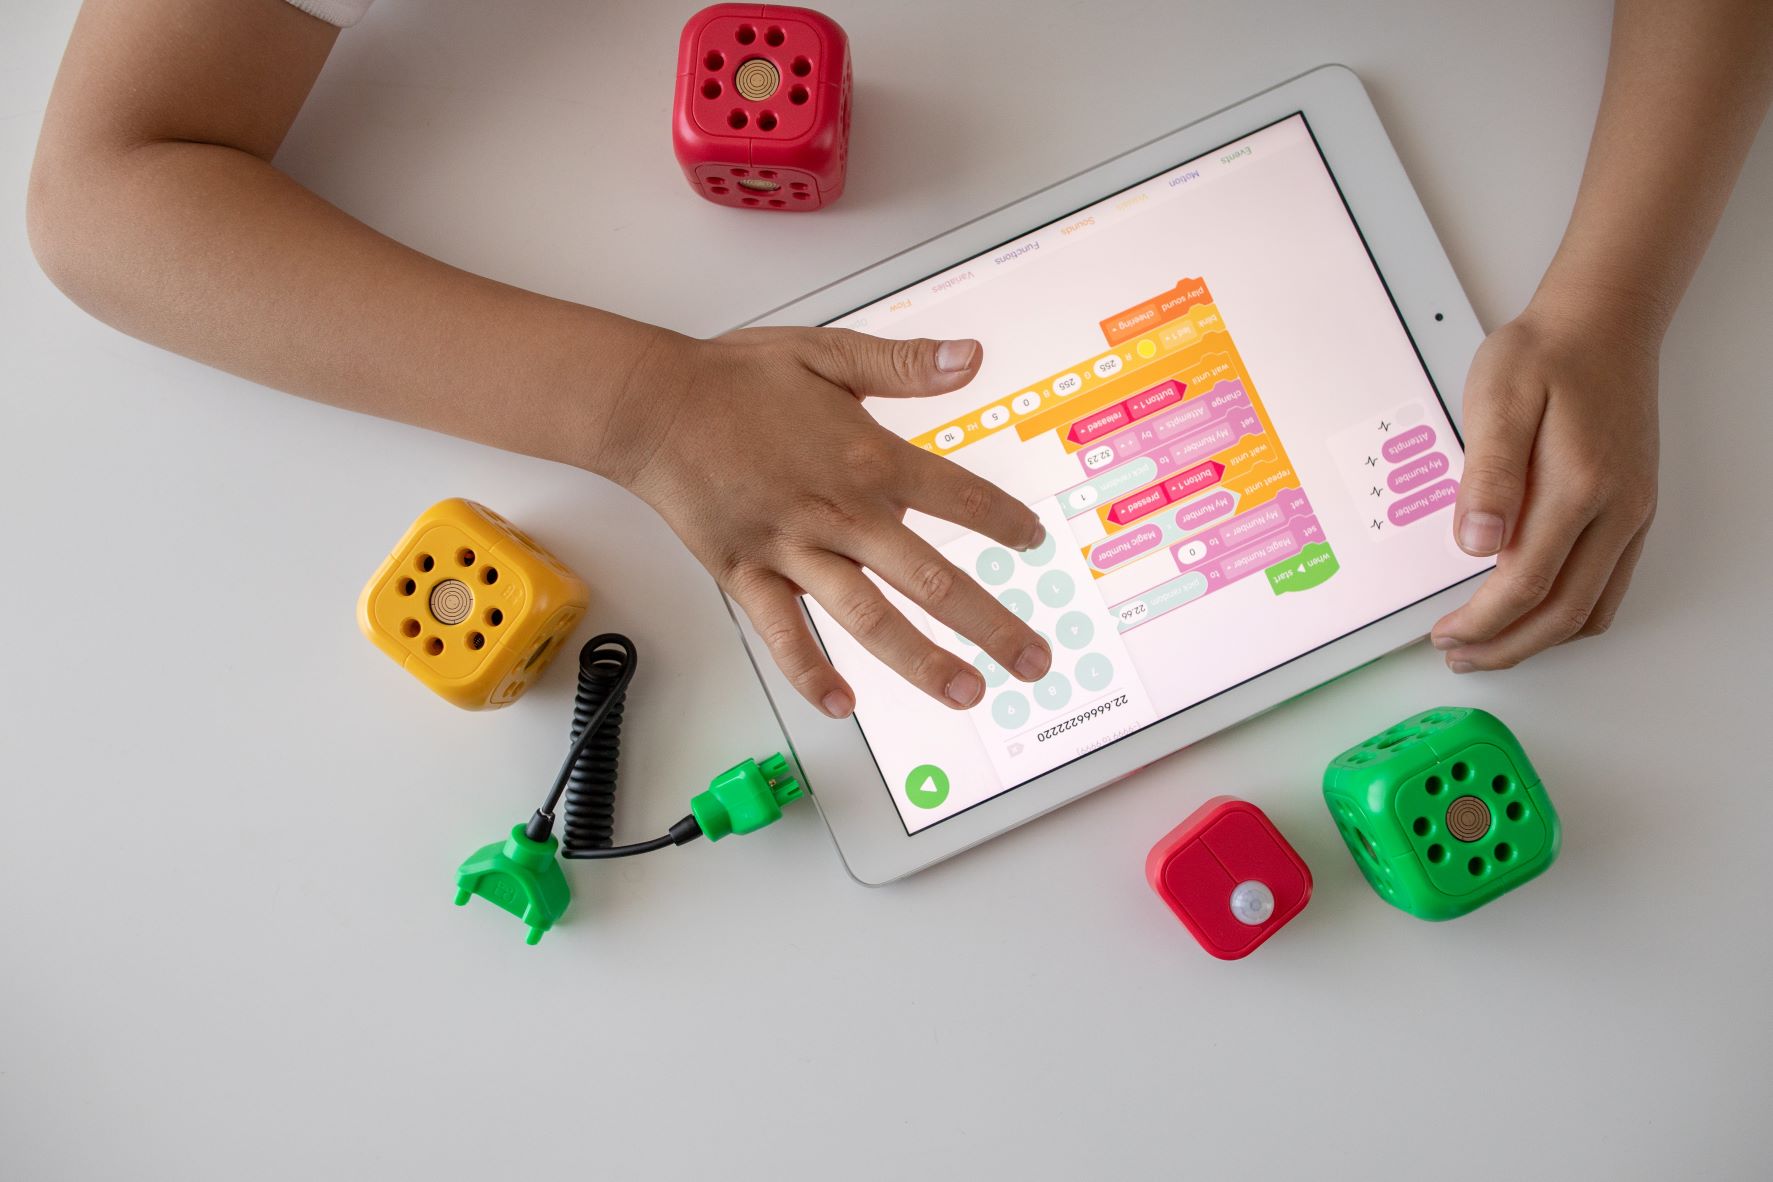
<box><xmin>1536</xmin><ymin>0</ymin><xmax>1773</xmax><ymax>336</ymax></box>
<box><xmin>29</xmin><ymin>0</ymin><xmax>1057</xmax><ymax>717</ymax></box>
<box><xmin>43</xmin><ymin>144</ymin><xmax>672</xmax><ymax>479</ymax></box>
<box><xmin>1434</xmin><ymin>0</ymin><xmax>1771</xmax><ymax>671</ymax></box>
<box><xmin>28</xmin><ymin>0</ymin><xmax>669</xmax><ymax>483</ymax></box>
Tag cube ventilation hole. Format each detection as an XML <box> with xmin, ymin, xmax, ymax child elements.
<box><xmin>394</xmin><ymin>548</ymin><xmax>503</xmax><ymax>658</ymax></box>
<box><xmin>1333</xmin><ymin>709</ymin><xmax>1467</xmax><ymax>768</ymax></box>
<box><xmin>703</xmin><ymin>167</ymin><xmax>812</xmax><ymax>206</ymax></box>
<box><xmin>1330</xmin><ymin>797</ymin><xmax>1395</xmax><ymax>897</ymax></box>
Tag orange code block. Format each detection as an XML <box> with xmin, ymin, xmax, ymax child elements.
<box><xmin>358</xmin><ymin>499</ymin><xmax>589</xmax><ymax>709</ymax></box>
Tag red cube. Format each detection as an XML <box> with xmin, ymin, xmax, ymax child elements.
<box><xmin>1146</xmin><ymin>797</ymin><xmax>1312</xmax><ymax>959</ymax></box>
<box><xmin>673</xmin><ymin>5</ymin><xmax>852</xmax><ymax>211</ymax></box>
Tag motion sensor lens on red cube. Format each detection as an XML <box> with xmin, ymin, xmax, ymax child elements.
<box><xmin>1146</xmin><ymin>797</ymin><xmax>1313</xmax><ymax>959</ymax></box>
<box><xmin>673</xmin><ymin>5</ymin><xmax>853</xmax><ymax>210</ymax></box>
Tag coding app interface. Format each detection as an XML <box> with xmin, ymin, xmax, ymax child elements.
<box><xmin>814</xmin><ymin>114</ymin><xmax>1486</xmax><ymax>832</ymax></box>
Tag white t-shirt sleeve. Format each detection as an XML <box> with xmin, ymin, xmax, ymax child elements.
<box><xmin>284</xmin><ymin>0</ymin><xmax>373</xmax><ymax>27</ymax></box>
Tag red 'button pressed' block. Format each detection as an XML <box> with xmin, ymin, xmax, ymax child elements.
<box><xmin>1146</xmin><ymin>796</ymin><xmax>1312</xmax><ymax>959</ymax></box>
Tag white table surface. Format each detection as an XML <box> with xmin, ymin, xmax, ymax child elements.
<box><xmin>5</xmin><ymin>2</ymin><xmax>1770</xmax><ymax>1178</ymax></box>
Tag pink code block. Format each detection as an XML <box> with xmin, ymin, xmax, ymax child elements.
<box><xmin>1389</xmin><ymin>478</ymin><xmax>1460</xmax><ymax>526</ymax></box>
<box><xmin>1090</xmin><ymin>523</ymin><xmax>1165</xmax><ymax>570</ymax></box>
<box><xmin>1387</xmin><ymin>451</ymin><xmax>1449</xmax><ymax>494</ymax></box>
<box><xmin>1383</xmin><ymin>425</ymin><xmax>1436</xmax><ymax>463</ymax></box>
<box><xmin>1205</xmin><ymin>379</ymin><xmax>1249</xmax><ymax>410</ymax></box>
<box><xmin>1175</xmin><ymin>489</ymin><xmax>1238</xmax><ymax>533</ymax></box>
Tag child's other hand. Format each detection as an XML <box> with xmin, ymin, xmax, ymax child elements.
<box><xmin>1431</xmin><ymin>294</ymin><xmax>1659</xmax><ymax>671</ymax></box>
<box><xmin>616</xmin><ymin>327</ymin><xmax>1052</xmax><ymax>718</ymax></box>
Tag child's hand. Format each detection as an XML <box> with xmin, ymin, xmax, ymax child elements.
<box><xmin>616</xmin><ymin>327</ymin><xmax>1053</xmax><ymax>718</ymax></box>
<box><xmin>1431</xmin><ymin>294</ymin><xmax>1659</xmax><ymax>671</ymax></box>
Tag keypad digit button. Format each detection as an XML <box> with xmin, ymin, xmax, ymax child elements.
<box><xmin>1076</xmin><ymin>652</ymin><xmax>1114</xmax><ymax>692</ymax></box>
<box><xmin>1036</xmin><ymin>570</ymin><xmax>1074</xmax><ymax>608</ymax></box>
<box><xmin>976</xmin><ymin>547</ymin><xmax>1015</xmax><ymax>586</ymax></box>
<box><xmin>992</xmin><ymin>691</ymin><xmax>1030</xmax><ymax>730</ymax></box>
<box><xmin>1056</xmin><ymin>610</ymin><xmax>1094</xmax><ymax>650</ymax></box>
<box><xmin>1034</xmin><ymin>672</ymin><xmax>1072</xmax><ymax>710</ymax></box>
<box><xmin>973</xmin><ymin>652</ymin><xmax>1009</xmax><ymax>688</ymax></box>
<box><xmin>1024</xmin><ymin>529</ymin><xmax>1057</xmax><ymax>566</ymax></box>
<box><xmin>998</xmin><ymin>588</ymin><xmax>1033</xmax><ymax>621</ymax></box>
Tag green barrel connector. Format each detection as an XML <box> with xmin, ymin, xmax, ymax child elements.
<box><xmin>691</xmin><ymin>753</ymin><xmax>804</xmax><ymax>841</ymax></box>
<box><xmin>454</xmin><ymin>824</ymin><xmax>572</xmax><ymax>945</ymax></box>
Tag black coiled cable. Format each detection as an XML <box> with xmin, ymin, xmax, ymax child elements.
<box><xmin>523</xmin><ymin>634</ymin><xmax>700</xmax><ymax>858</ymax></box>
<box><xmin>560</xmin><ymin>634</ymin><xmax>631</xmax><ymax>854</ymax></box>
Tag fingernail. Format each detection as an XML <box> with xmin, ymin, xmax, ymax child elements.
<box><xmin>1458</xmin><ymin>512</ymin><xmax>1504</xmax><ymax>556</ymax></box>
<box><xmin>821</xmin><ymin>690</ymin><xmax>854</xmax><ymax>719</ymax></box>
<box><xmin>1431</xmin><ymin>634</ymin><xmax>1459</xmax><ymax>651</ymax></box>
<box><xmin>1449</xmin><ymin>660</ymin><xmax>1476</xmax><ymax>674</ymax></box>
<box><xmin>944</xmin><ymin>670</ymin><xmax>984</xmax><ymax>707</ymax></box>
<box><xmin>1013</xmin><ymin>643</ymin><xmax>1050</xmax><ymax>681</ymax></box>
<box><xmin>936</xmin><ymin>339</ymin><xmax>978</xmax><ymax>373</ymax></box>
<box><xmin>1014</xmin><ymin>523</ymin><xmax>1047</xmax><ymax>554</ymax></box>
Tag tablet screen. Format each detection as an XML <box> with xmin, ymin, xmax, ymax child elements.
<box><xmin>811</xmin><ymin>112</ymin><xmax>1487</xmax><ymax>833</ymax></box>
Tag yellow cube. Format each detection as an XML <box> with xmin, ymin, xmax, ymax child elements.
<box><xmin>358</xmin><ymin>499</ymin><xmax>589</xmax><ymax>709</ymax></box>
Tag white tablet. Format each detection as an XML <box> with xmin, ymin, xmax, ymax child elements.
<box><xmin>731</xmin><ymin>64</ymin><xmax>1493</xmax><ymax>883</ymax></box>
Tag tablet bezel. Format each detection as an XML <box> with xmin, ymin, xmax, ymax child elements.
<box><xmin>728</xmin><ymin>63</ymin><xmax>1491</xmax><ymax>884</ymax></box>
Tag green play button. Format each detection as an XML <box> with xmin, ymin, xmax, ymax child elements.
<box><xmin>903</xmin><ymin>763</ymin><xmax>950</xmax><ymax>810</ymax></box>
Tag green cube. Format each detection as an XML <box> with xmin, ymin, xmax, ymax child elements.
<box><xmin>1323</xmin><ymin>707</ymin><xmax>1560</xmax><ymax>920</ymax></box>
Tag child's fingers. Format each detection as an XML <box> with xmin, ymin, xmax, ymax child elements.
<box><xmin>1567</xmin><ymin>525</ymin><xmax>1649</xmax><ymax>643</ymax></box>
<box><xmin>851</xmin><ymin>527</ymin><xmax>1050</xmax><ymax>685</ymax></box>
<box><xmin>795</xmin><ymin>553</ymin><xmax>986</xmax><ymax>711</ymax></box>
<box><xmin>727</xmin><ymin>566</ymin><xmax>855</xmax><ymax>718</ymax></box>
<box><xmin>1453</xmin><ymin>368</ymin><xmax>1543</xmax><ymax>557</ymax></box>
<box><xmin>1441</xmin><ymin>511</ymin><xmax>1638</xmax><ymax>671</ymax></box>
<box><xmin>1431</xmin><ymin>476</ymin><xmax>1596</xmax><ymax>653</ymax></box>
<box><xmin>803</xmin><ymin>328</ymin><xmax>983</xmax><ymax>399</ymax></box>
<box><xmin>897</xmin><ymin>445</ymin><xmax>1045</xmax><ymax>552</ymax></box>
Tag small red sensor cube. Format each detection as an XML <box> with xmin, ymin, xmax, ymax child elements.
<box><xmin>1146</xmin><ymin>797</ymin><xmax>1312</xmax><ymax>959</ymax></box>
<box><xmin>673</xmin><ymin>5</ymin><xmax>852</xmax><ymax>210</ymax></box>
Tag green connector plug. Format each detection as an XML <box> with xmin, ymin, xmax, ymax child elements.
<box><xmin>690</xmin><ymin>753</ymin><xmax>804</xmax><ymax>842</ymax></box>
<box><xmin>454</xmin><ymin>824</ymin><xmax>572</xmax><ymax>945</ymax></box>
